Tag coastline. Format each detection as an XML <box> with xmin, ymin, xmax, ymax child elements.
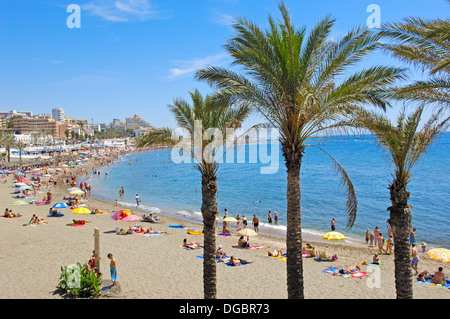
<box><xmin>0</xmin><ymin>151</ymin><xmax>448</xmax><ymax>299</ymax></box>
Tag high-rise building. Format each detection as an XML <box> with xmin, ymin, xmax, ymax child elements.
<box><xmin>52</xmin><ymin>107</ymin><xmax>65</xmax><ymax>123</ymax></box>
<box><xmin>125</xmin><ymin>114</ymin><xmax>153</xmax><ymax>130</ymax></box>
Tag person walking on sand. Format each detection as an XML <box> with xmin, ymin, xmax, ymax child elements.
<box><xmin>252</xmin><ymin>214</ymin><xmax>259</xmax><ymax>233</ymax></box>
<box><xmin>108</xmin><ymin>253</ymin><xmax>117</xmax><ymax>287</ymax></box>
<box><xmin>135</xmin><ymin>194</ymin><xmax>141</xmax><ymax>207</ymax></box>
<box><xmin>410</xmin><ymin>243</ymin><xmax>419</xmax><ymax>276</ymax></box>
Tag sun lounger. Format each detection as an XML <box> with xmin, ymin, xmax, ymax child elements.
<box><xmin>315</xmin><ymin>251</ymin><xmax>332</xmax><ymax>261</ymax></box>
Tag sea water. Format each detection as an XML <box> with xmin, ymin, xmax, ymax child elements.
<box><xmin>87</xmin><ymin>133</ymin><xmax>450</xmax><ymax>248</ymax></box>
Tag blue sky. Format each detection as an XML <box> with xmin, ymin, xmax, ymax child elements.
<box><xmin>0</xmin><ymin>0</ymin><xmax>448</xmax><ymax>129</ymax></box>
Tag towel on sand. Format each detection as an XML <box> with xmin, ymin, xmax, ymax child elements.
<box><xmin>167</xmin><ymin>225</ymin><xmax>186</xmax><ymax>229</ymax></box>
<box><xmin>144</xmin><ymin>233</ymin><xmax>164</xmax><ymax>237</ymax></box>
<box><xmin>415</xmin><ymin>278</ymin><xmax>450</xmax><ymax>287</ymax></box>
<box><xmin>232</xmin><ymin>244</ymin><xmax>267</xmax><ymax>250</ymax></box>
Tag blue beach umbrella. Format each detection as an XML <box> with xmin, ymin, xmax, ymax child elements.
<box><xmin>53</xmin><ymin>202</ymin><xmax>69</xmax><ymax>209</ymax></box>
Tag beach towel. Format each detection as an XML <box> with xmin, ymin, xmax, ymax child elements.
<box><xmin>143</xmin><ymin>233</ymin><xmax>164</xmax><ymax>237</ymax></box>
<box><xmin>350</xmin><ymin>271</ymin><xmax>368</xmax><ymax>279</ymax></box>
<box><xmin>188</xmin><ymin>229</ymin><xmax>202</xmax><ymax>235</ymax></box>
<box><xmin>22</xmin><ymin>223</ymin><xmax>36</xmax><ymax>226</ymax></box>
<box><xmin>322</xmin><ymin>267</ymin><xmax>339</xmax><ymax>274</ymax></box>
<box><xmin>232</xmin><ymin>244</ymin><xmax>268</xmax><ymax>250</ymax></box>
<box><xmin>167</xmin><ymin>225</ymin><xmax>186</xmax><ymax>229</ymax></box>
<box><xmin>218</xmin><ymin>232</ymin><xmax>231</xmax><ymax>237</ymax></box>
<box><xmin>367</xmin><ymin>262</ymin><xmax>384</xmax><ymax>267</ymax></box>
<box><xmin>414</xmin><ymin>278</ymin><xmax>450</xmax><ymax>287</ymax></box>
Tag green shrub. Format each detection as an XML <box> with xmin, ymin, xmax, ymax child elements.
<box><xmin>58</xmin><ymin>262</ymin><xmax>102</xmax><ymax>298</ymax></box>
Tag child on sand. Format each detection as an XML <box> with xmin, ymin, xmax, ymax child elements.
<box><xmin>107</xmin><ymin>253</ymin><xmax>117</xmax><ymax>287</ymax></box>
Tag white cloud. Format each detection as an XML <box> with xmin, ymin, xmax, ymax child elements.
<box><xmin>168</xmin><ymin>52</ymin><xmax>230</xmax><ymax>80</ymax></box>
<box><xmin>82</xmin><ymin>0</ymin><xmax>163</xmax><ymax>22</ymax></box>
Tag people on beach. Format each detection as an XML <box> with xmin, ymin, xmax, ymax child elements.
<box><xmin>268</xmin><ymin>211</ymin><xmax>272</xmax><ymax>224</ymax></box>
<box><xmin>365</xmin><ymin>229</ymin><xmax>370</xmax><ymax>245</ymax></box>
<box><xmin>29</xmin><ymin>214</ymin><xmax>48</xmax><ymax>224</ymax></box>
<box><xmin>374</xmin><ymin>226</ymin><xmax>381</xmax><ymax>247</ymax></box>
<box><xmin>182</xmin><ymin>238</ymin><xmax>202</xmax><ymax>249</ymax></box>
<box><xmin>331</xmin><ymin>218</ymin><xmax>336</xmax><ymax>231</ymax></box>
<box><xmin>268</xmin><ymin>249</ymin><xmax>283</xmax><ymax>257</ymax></box>
<box><xmin>252</xmin><ymin>214</ymin><xmax>259</xmax><ymax>232</ymax></box>
<box><xmin>373</xmin><ymin>253</ymin><xmax>380</xmax><ymax>265</ymax></box>
<box><xmin>378</xmin><ymin>232</ymin><xmax>386</xmax><ymax>254</ymax></box>
<box><xmin>410</xmin><ymin>243</ymin><xmax>419</xmax><ymax>276</ymax></box>
<box><xmin>242</xmin><ymin>215</ymin><xmax>247</xmax><ymax>229</ymax></box>
<box><xmin>431</xmin><ymin>267</ymin><xmax>446</xmax><ymax>285</ymax></box>
<box><xmin>386</xmin><ymin>235</ymin><xmax>394</xmax><ymax>255</ymax></box>
<box><xmin>216</xmin><ymin>245</ymin><xmax>228</xmax><ymax>258</ymax></box>
<box><xmin>274</xmin><ymin>212</ymin><xmax>278</xmax><ymax>225</ymax></box>
<box><xmin>417</xmin><ymin>270</ymin><xmax>433</xmax><ymax>282</ymax></box>
<box><xmin>135</xmin><ymin>194</ymin><xmax>141</xmax><ymax>207</ymax></box>
<box><xmin>107</xmin><ymin>253</ymin><xmax>117</xmax><ymax>287</ymax></box>
<box><xmin>410</xmin><ymin>228</ymin><xmax>416</xmax><ymax>247</ymax></box>
<box><xmin>302</xmin><ymin>243</ymin><xmax>317</xmax><ymax>257</ymax></box>
<box><xmin>238</xmin><ymin>235</ymin><xmax>250</xmax><ymax>248</ymax></box>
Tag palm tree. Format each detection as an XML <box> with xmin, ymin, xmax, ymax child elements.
<box><xmin>379</xmin><ymin>17</ymin><xmax>450</xmax><ymax>107</ymax></box>
<box><xmin>0</xmin><ymin>132</ymin><xmax>16</xmax><ymax>163</ymax></box>
<box><xmin>195</xmin><ymin>2</ymin><xmax>406</xmax><ymax>298</ymax></box>
<box><xmin>344</xmin><ymin>104</ymin><xmax>449</xmax><ymax>299</ymax></box>
<box><xmin>137</xmin><ymin>89</ymin><xmax>250</xmax><ymax>299</ymax></box>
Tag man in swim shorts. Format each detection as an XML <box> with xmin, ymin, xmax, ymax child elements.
<box><xmin>409</xmin><ymin>228</ymin><xmax>416</xmax><ymax>246</ymax></box>
<box><xmin>108</xmin><ymin>253</ymin><xmax>117</xmax><ymax>287</ymax></box>
<box><xmin>410</xmin><ymin>243</ymin><xmax>419</xmax><ymax>275</ymax></box>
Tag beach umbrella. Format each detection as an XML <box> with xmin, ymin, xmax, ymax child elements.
<box><xmin>223</xmin><ymin>217</ymin><xmax>238</xmax><ymax>223</ymax></box>
<box><xmin>53</xmin><ymin>202</ymin><xmax>69</xmax><ymax>209</ymax></box>
<box><xmin>31</xmin><ymin>172</ymin><xmax>42</xmax><ymax>176</ymax></box>
<box><xmin>67</xmin><ymin>187</ymin><xmax>81</xmax><ymax>192</ymax></box>
<box><xmin>146</xmin><ymin>207</ymin><xmax>161</xmax><ymax>214</ymax></box>
<box><xmin>70</xmin><ymin>190</ymin><xmax>85</xmax><ymax>196</ymax></box>
<box><xmin>18</xmin><ymin>185</ymin><xmax>32</xmax><ymax>191</ymax></box>
<box><xmin>72</xmin><ymin>207</ymin><xmax>92</xmax><ymax>215</ymax></box>
<box><xmin>14</xmin><ymin>182</ymin><xmax>28</xmax><ymax>187</ymax></box>
<box><xmin>238</xmin><ymin>228</ymin><xmax>258</xmax><ymax>244</ymax></box>
<box><xmin>122</xmin><ymin>214</ymin><xmax>142</xmax><ymax>222</ymax></box>
<box><xmin>322</xmin><ymin>231</ymin><xmax>346</xmax><ymax>241</ymax></box>
<box><xmin>111</xmin><ymin>210</ymin><xmax>132</xmax><ymax>220</ymax></box>
<box><xmin>426</xmin><ymin>248</ymin><xmax>450</xmax><ymax>263</ymax></box>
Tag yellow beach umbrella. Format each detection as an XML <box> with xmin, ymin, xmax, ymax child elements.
<box><xmin>238</xmin><ymin>228</ymin><xmax>258</xmax><ymax>236</ymax></box>
<box><xmin>322</xmin><ymin>231</ymin><xmax>346</xmax><ymax>241</ymax></box>
<box><xmin>223</xmin><ymin>217</ymin><xmax>238</xmax><ymax>223</ymax></box>
<box><xmin>426</xmin><ymin>248</ymin><xmax>450</xmax><ymax>263</ymax></box>
<box><xmin>72</xmin><ymin>207</ymin><xmax>92</xmax><ymax>215</ymax></box>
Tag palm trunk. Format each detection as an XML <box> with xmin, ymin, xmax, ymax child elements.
<box><xmin>388</xmin><ymin>178</ymin><xmax>413</xmax><ymax>299</ymax></box>
<box><xmin>283</xmin><ymin>143</ymin><xmax>304</xmax><ymax>299</ymax></box>
<box><xmin>201</xmin><ymin>167</ymin><xmax>219</xmax><ymax>299</ymax></box>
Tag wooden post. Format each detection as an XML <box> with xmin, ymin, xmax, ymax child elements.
<box><xmin>94</xmin><ymin>227</ymin><xmax>100</xmax><ymax>274</ymax></box>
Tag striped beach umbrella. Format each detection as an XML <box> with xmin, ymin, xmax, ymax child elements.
<box><xmin>426</xmin><ymin>248</ymin><xmax>450</xmax><ymax>263</ymax></box>
<box><xmin>322</xmin><ymin>231</ymin><xmax>346</xmax><ymax>241</ymax></box>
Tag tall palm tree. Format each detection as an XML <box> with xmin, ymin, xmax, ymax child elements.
<box><xmin>379</xmin><ymin>17</ymin><xmax>450</xmax><ymax>107</ymax></box>
<box><xmin>137</xmin><ymin>89</ymin><xmax>250</xmax><ymax>299</ymax></box>
<box><xmin>0</xmin><ymin>132</ymin><xmax>16</xmax><ymax>163</ymax></box>
<box><xmin>195</xmin><ymin>2</ymin><xmax>406</xmax><ymax>298</ymax></box>
<box><xmin>344</xmin><ymin>104</ymin><xmax>449</xmax><ymax>299</ymax></box>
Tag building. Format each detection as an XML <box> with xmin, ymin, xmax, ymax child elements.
<box><xmin>0</xmin><ymin>110</ymin><xmax>33</xmax><ymax>119</ymax></box>
<box><xmin>111</xmin><ymin>118</ymin><xmax>126</xmax><ymax>131</ymax></box>
<box><xmin>125</xmin><ymin>115</ymin><xmax>153</xmax><ymax>130</ymax></box>
<box><xmin>52</xmin><ymin>108</ymin><xmax>65</xmax><ymax>123</ymax></box>
<box><xmin>10</xmin><ymin>113</ymin><xmax>70</xmax><ymax>139</ymax></box>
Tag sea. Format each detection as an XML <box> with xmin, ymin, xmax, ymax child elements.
<box><xmin>85</xmin><ymin>133</ymin><xmax>450</xmax><ymax>248</ymax></box>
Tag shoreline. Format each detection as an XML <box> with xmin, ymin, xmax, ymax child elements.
<box><xmin>0</xmin><ymin>151</ymin><xmax>448</xmax><ymax>299</ymax></box>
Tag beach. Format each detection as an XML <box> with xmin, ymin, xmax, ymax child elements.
<box><xmin>0</xmin><ymin>154</ymin><xmax>448</xmax><ymax>299</ymax></box>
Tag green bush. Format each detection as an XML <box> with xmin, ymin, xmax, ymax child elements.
<box><xmin>58</xmin><ymin>262</ymin><xmax>102</xmax><ymax>298</ymax></box>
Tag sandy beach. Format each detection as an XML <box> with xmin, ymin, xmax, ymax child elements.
<box><xmin>0</xmin><ymin>154</ymin><xmax>448</xmax><ymax>300</ymax></box>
